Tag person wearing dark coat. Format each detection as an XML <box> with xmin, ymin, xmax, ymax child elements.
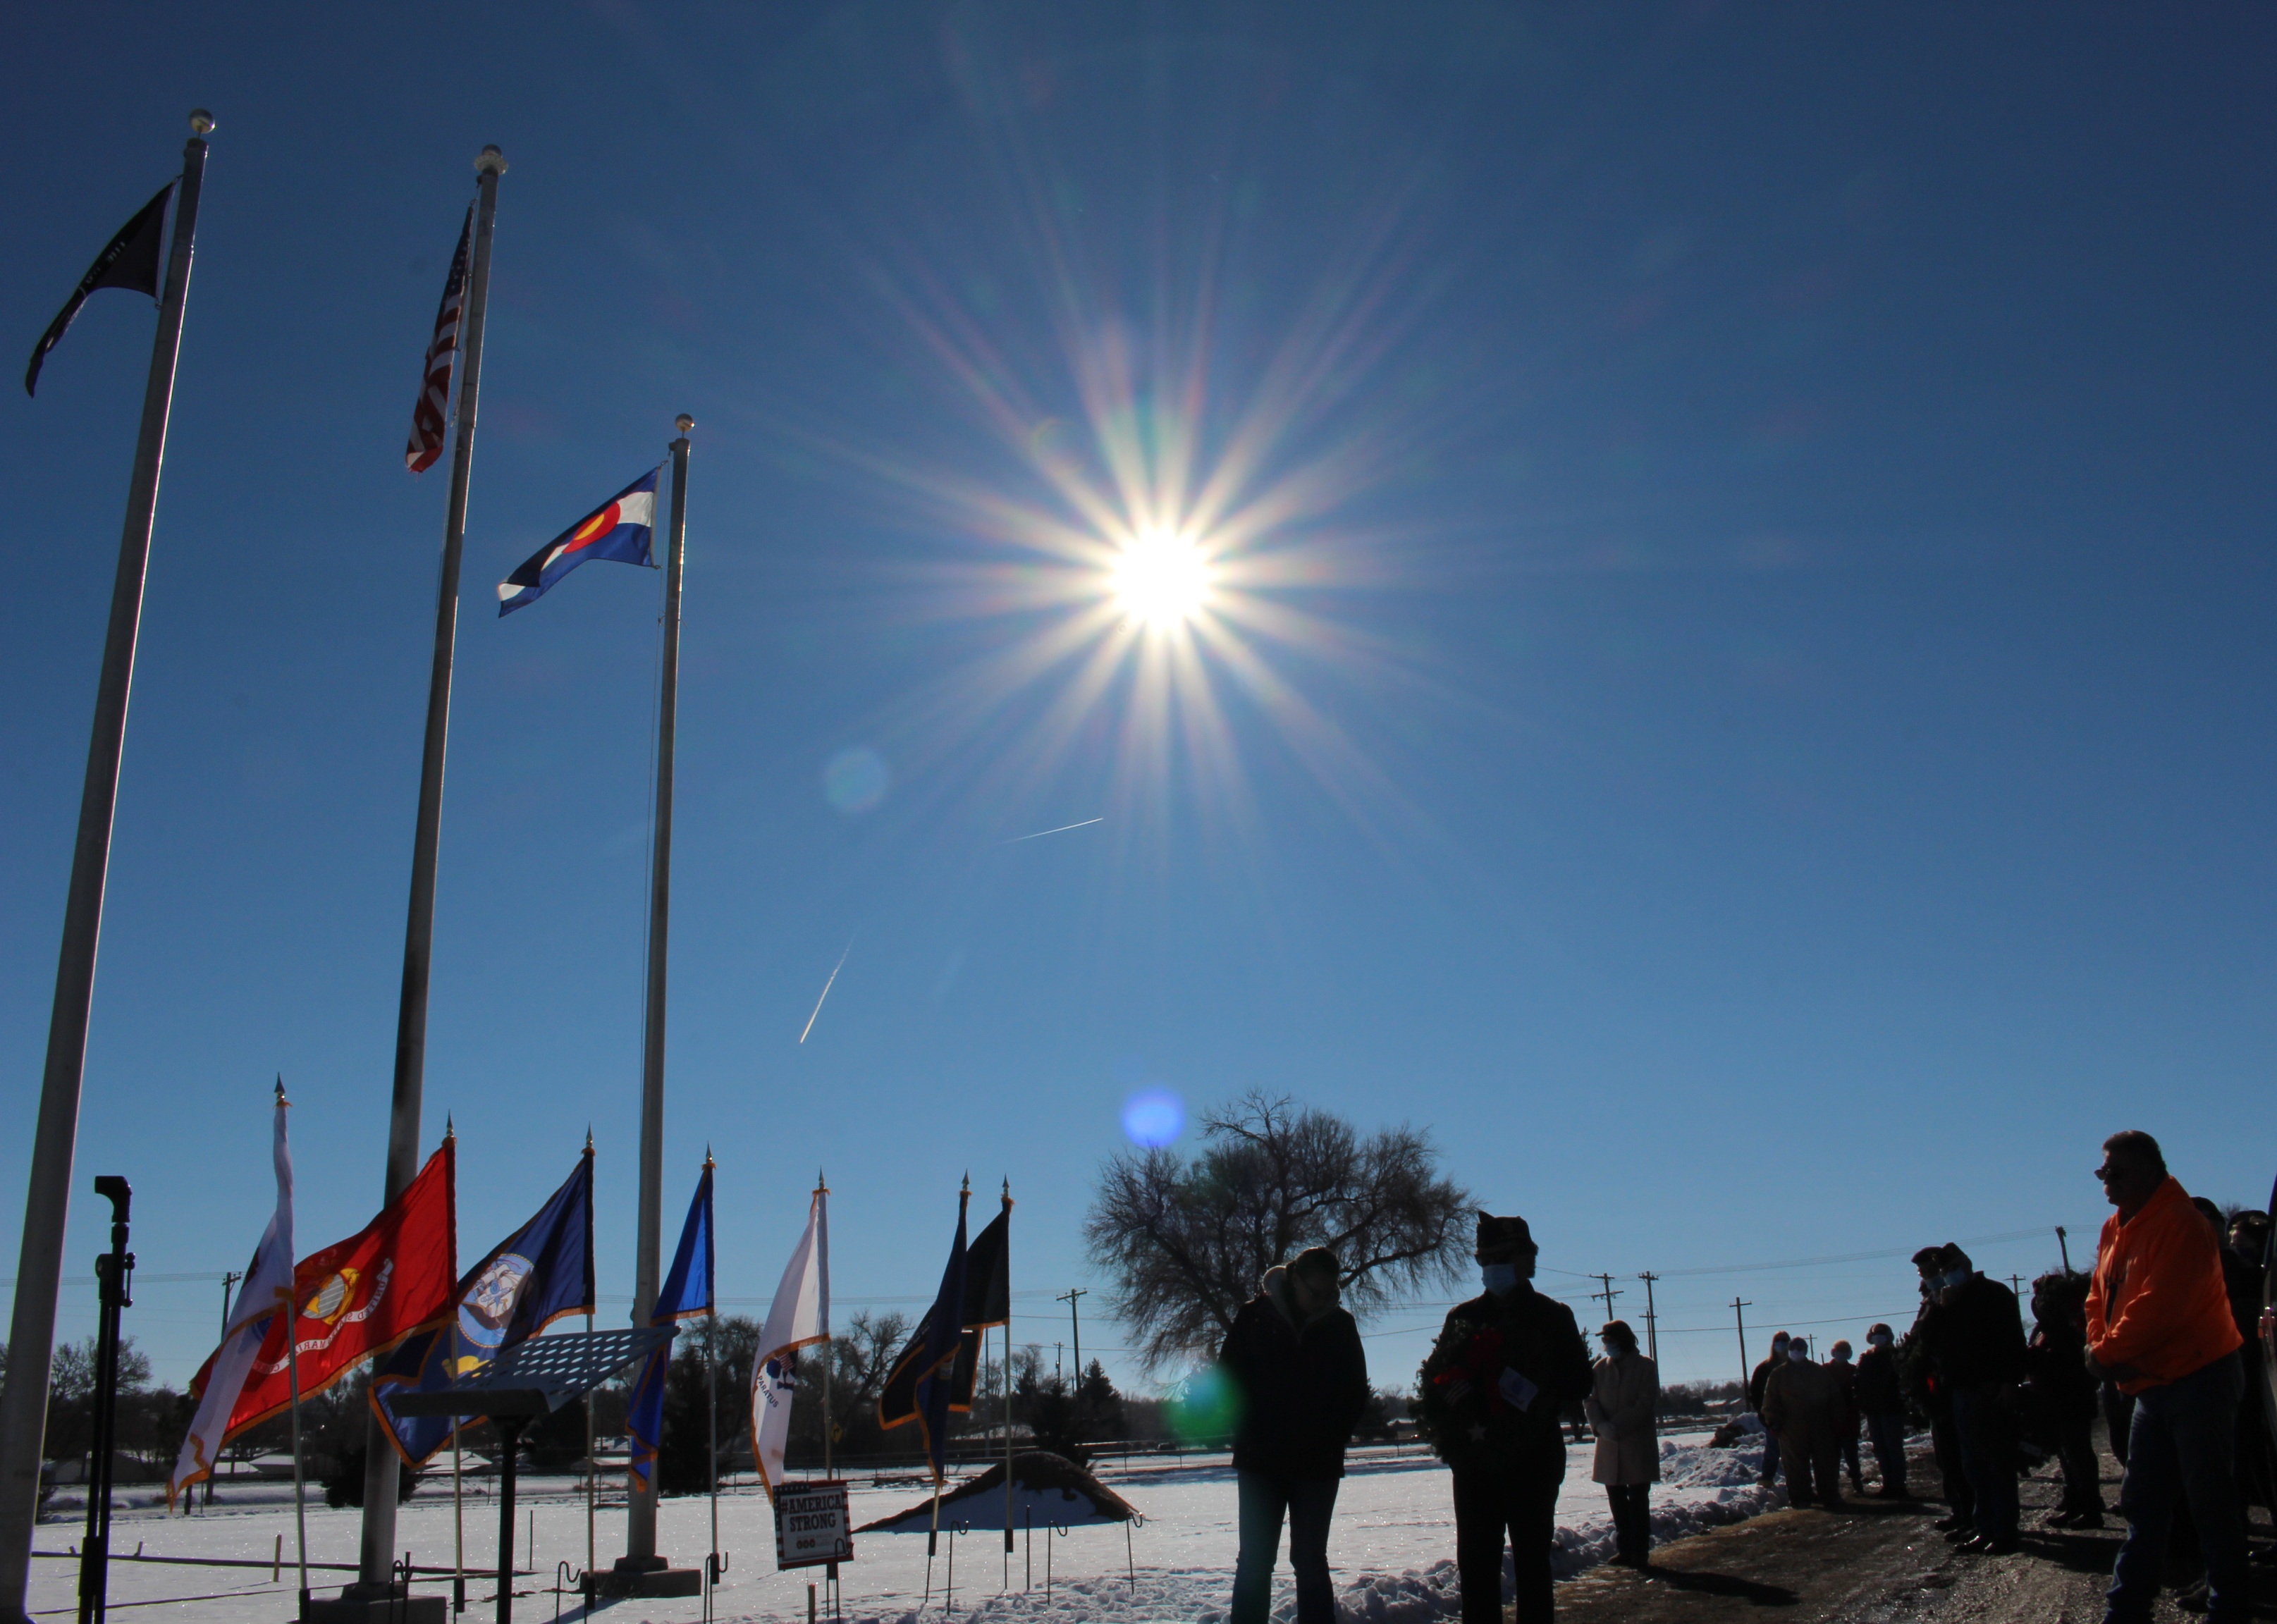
<box><xmin>1222</xmin><ymin>1246</ymin><xmax>1369</xmax><ymax>1624</ymax></box>
<box><xmin>1918</xmin><ymin>1243</ymin><xmax>2027</xmax><ymax>1553</ymax></box>
<box><xmin>2226</xmin><ymin>1211</ymin><xmax>2274</xmax><ymax>1519</ymax></box>
<box><xmin>1854</xmin><ymin>1323</ymin><xmax>1909</xmax><ymax>1496</ymax></box>
<box><xmin>1826</xmin><ymin>1340</ymin><xmax>1866</xmax><ymax>1495</ymax></box>
<box><xmin>2025</xmin><ymin>1272</ymin><xmax>2104</xmax><ymax>1527</ymax></box>
<box><xmin>1747</xmin><ymin>1331</ymin><xmax>1791</xmax><ymax>1487</ymax></box>
<box><xmin>1418</xmin><ymin>1214</ymin><xmax>1594</xmax><ymax>1624</ymax></box>
<box><xmin>1905</xmin><ymin>1255</ymin><xmax>1975</xmax><ymax>1534</ymax></box>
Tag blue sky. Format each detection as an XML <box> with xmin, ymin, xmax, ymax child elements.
<box><xmin>4</xmin><ymin>4</ymin><xmax>2272</xmax><ymax>1400</ymax></box>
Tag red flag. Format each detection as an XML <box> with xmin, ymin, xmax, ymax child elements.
<box><xmin>404</xmin><ymin>207</ymin><xmax>472</xmax><ymax>474</ymax></box>
<box><xmin>191</xmin><ymin>1140</ymin><xmax>456</xmax><ymax>1436</ymax></box>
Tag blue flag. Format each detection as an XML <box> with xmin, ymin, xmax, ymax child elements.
<box><xmin>370</xmin><ymin>1148</ymin><xmax>594</xmax><ymax>1466</ymax></box>
<box><xmin>875</xmin><ymin>1185</ymin><xmax>969</xmax><ymax>1486</ymax></box>
<box><xmin>497</xmin><ymin>466</ymin><xmax>659</xmax><ymax>615</ymax></box>
<box><xmin>627</xmin><ymin>1162</ymin><xmax>714</xmax><ymax>1490</ymax></box>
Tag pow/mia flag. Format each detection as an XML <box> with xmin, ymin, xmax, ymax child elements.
<box><xmin>25</xmin><ymin>183</ymin><xmax>173</xmax><ymax>395</ymax></box>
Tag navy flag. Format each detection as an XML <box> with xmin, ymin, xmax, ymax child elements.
<box><xmin>876</xmin><ymin>1183</ymin><xmax>971</xmax><ymax>1485</ymax></box>
<box><xmin>626</xmin><ymin>1161</ymin><xmax>713</xmax><ymax>1490</ymax></box>
<box><xmin>371</xmin><ymin>1146</ymin><xmax>596</xmax><ymax>1466</ymax></box>
<box><xmin>25</xmin><ymin>182</ymin><xmax>174</xmax><ymax>396</ymax></box>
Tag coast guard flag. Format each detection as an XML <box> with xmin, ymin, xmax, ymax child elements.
<box><xmin>627</xmin><ymin>1163</ymin><xmax>713</xmax><ymax>1490</ymax></box>
<box><xmin>751</xmin><ymin>1183</ymin><xmax>830</xmax><ymax>1501</ymax></box>
<box><xmin>498</xmin><ymin>467</ymin><xmax>658</xmax><ymax>615</ymax></box>
<box><xmin>876</xmin><ymin>1186</ymin><xmax>969</xmax><ymax>1487</ymax></box>
<box><xmin>372</xmin><ymin>1146</ymin><xmax>595</xmax><ymax>1466</ymax></box>
<box><xmin>168</xmin><ymin>1088</ymin><xmax>294</xmax><ymax>1506</ymax></box>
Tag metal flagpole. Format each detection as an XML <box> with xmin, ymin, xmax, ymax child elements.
<box><xmin>204</xmin><ymin>1271</ymin><xmax>234</xmax><ymax>1511</ymax></box>
<box><xmin>451</xmin><ymin>1420</ymin><xmax>464</xmax><ymax>1617</ymax></box>
<box><xmin>287</xmin><ymin>1293</ymin><xmax>310</xmax><ymax>1614</ymax></box>
<box><xmin>626</xmin><ymin>414</ymin><xmax>693</xmax><ymax>1567</ymax></box>
<box><xmin>705</xmin><ymin>1303</ymin><xmax>718</xmax><ymax>1622</ymax></box>
<box><xmin>1001</xmin><ymin>1181</ymin><xmax>1013</xmax><ymax>1584</ymax></box>
<box><xmin>355</xmin><ymin>142</ymin><xmax>508</xmax><ymax>1601</ymax></box>
<box><xmin>0</xmin><ymin>112</ymin><xmax>212</xmax><ymax>1624</ymax></box>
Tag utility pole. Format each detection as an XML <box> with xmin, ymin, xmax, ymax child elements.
<box><xmin>1731</xmin><ymin>1299</ymin><xmax>1753</xmax><ymax>1391</ymax></box>
<box><xmin>2055</xmin><ymin>1226</ymin><xmax>2073</xmax><ymax>1274</ymax></box>
<box><xmin>1590</xmin><ymin>1273</ymin><xmax>1622</xmax><ymax>1324</ymax></box>
<box><xmin>1055</xmin><ymin>1289</ymin><xmax>1087</xmax><ymax>1385</ymax></box>
<box><xmin>1636</xmin><ymin>1274</ymin><xmax>1659</xmax><ymax>1365</ymax></box>
<box><xmin>1052</xmin><ymin>1343</ymin><xmax>1063</xmax><ymax>1384</ymax></box>
<box><xmin>204</xmin><ymin>1271</ymin><xmax>238</xmax><ymax>1508</ymax></box>
<box><xmin>2009</xmin><ymin>1274</ymin><xmax>2025</xmax><ymax>1300</ymax></box>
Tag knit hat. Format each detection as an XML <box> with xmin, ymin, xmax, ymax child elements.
<box><xmin>1475</xmin><ymin>1213</ymin><xmax>1534</xmax><ymax>1262</ymax></box>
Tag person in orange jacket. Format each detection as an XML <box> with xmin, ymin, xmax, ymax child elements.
<box><xmin>2085</xmin><ymin>1130</ymin><xmax>2248</xmax><ymax>1624</ymax></box>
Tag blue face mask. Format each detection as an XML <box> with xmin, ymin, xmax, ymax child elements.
<box><xmin>1482</xmin><ymin>1262</ymin><xmax>1520</xmax><ymax>1295</ymax></box>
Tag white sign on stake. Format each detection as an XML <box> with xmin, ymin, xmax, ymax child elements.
<box><xmin>775</xmin><ymin>1480</ymin><xmax>854</xmax><ymax>1570</ymax></box>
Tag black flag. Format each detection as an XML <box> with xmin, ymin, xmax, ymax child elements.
<box><xmin>25</xmin><ymin>183</ymin><xmax>175</xmax><ymax>396</ymax></box>
<box><xmin>946</xmin><ymin>1198</ymin><xmax>1011</xmax><ymax>1406</ymax></box>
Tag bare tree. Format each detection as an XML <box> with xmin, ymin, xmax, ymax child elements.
<box><xmin>1086</xmin><ymin>1092</ymin><xmax>1473</xmax><ymax>1371</ymax></box>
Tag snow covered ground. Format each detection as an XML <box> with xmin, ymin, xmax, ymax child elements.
<box><xmin>28</xmin><ymin>1434</ymin><xmax>1779</xmax><ymax>1623</ymax></box>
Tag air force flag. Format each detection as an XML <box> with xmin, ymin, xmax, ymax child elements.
<box><xmin>498</xmin><ymin>467</ymin><xmax>658</xmax><ymax>615</ymax></box>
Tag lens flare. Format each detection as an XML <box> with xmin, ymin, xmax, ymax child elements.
<box><xmin>1120</xmin><ymin>1089</ymin><xmax>1185</xmax><ymax>1147</ymax></box>
<box><xmin>823</xmin><ymin>746</ymin><xmax>890</xmax><ymax>813</ymax></box>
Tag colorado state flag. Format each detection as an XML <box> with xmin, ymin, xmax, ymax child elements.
<box><xmin>498</xmin><ymin>467</ymin><xmax>659</xmax><ymax>615</ymax></box>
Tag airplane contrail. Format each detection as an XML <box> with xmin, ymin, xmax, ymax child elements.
<box><xmin>799</xmin><ymin>945</ymin><xmax>852</xmax><ymax>1044</ymax></box>
<box><xmin>998</xmin><ymin>816</ymin><xmax>1104</xmax><ymax>845</ymax></box>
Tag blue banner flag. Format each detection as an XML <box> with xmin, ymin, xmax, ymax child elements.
<box><xmin>370</xmin><ymin>1147</ymin><xmax>595</xmax><ymax>1466</ymax></box>
<box><xmin>627</xmin><ymin>1162</ymin><xmax>714</xmax><ymax>1491</ymax></box>
<box><xmin>497</xmin><ymin>466</ymin><xmax>659</xmax><ymax>615</ymax></box>
<box><xmin>875</xmin><ymin>1183</ymin><xmax>970</xmax><ymax>1486</ymax></box>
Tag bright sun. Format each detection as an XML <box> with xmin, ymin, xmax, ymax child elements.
<box><xmin>1112</xmin><ymin>528</ymin><xmax>1214</xmax><ymax>629</ymax></box>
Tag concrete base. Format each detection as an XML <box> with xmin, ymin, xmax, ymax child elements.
<box><xmin>597</xmin><ymin>1563</ymin><xmax>702</xmax><ymax>1599</ymax></box>
<box><xmin>302</xmin><ymin>1589</ymin><xmax>447</xmax><ymax>1624</ymax></box>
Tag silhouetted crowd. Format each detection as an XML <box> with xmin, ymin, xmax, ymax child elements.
<box><xmin>1213</xmin><ymin>1128</ymin><xmax>2273</xmax><ymax>1624</ymax></box>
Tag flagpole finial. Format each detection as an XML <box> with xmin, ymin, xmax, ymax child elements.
<box><xmin>475</xmin><ymin>144</ymin><xmax>508</xmax><ymax>177</ymax></box>
<box><xmin>585</xmin><ymin>1125</ymin><xmax>594</xmax><ymax>1154</ymax></box>
<box><xmin>816</xmin><ymin>1166</ymin><xmax>826</xmax><ymax>1193</ymax></box>
<box><xmin>188</xmin><ymin>109</ymin><xmax>214</xmax><ymax>136</ymax></box>
<box><xmin>675</xmin><ymin>414</ymin><xmax>694</xmax><ymax>436</ymax></box>
<box><xmin>273</xmin><ymin>1074</ymin><xmax>286</xmax><ymax>1107</ymax></box>
<box><xmin>704</xmin><ymin>1143</ymin><xmax>715</xmax><ymax>1170</ymax></box>
<box><xmin>962</xmin><ymin>1171</ymin><xmax>970</xmax><ymax>1194</ymax></box>
<box><xmin>446</xmin><ymin>1114</ymin><xmax>455</xmax><ymax>1140</ymax></box>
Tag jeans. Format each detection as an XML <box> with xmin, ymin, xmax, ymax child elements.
<box><xmin>1950</xmin><ymin>1383</ymin><xmax>2018</xmax><ymax>1540</ymax></box>
<box><xmin>1780</xmin><ymin>1427</ymin><xmax>1843</xmax><ymax>1507</ymax></box>
<box><xmin>1865</xmin><ymin>1410</ymin><xmax>1909</xmax><ymax>1493</ymax></box>
<box><xmin>2107</xmin><ymin>1355</ymin><xmax>2249</xmax><ymax>1624</ymax></box>
<box><xmin>1451</xmin><ymin>1467</ymin><xmax>1559</xmax><ymax>1624</ymax></box>
<box><xmin>2056</xmin><ymin>1413</ymin><xmax>2105</xmax><ymax>1516</ymax></box>
<box><xmin>1840</xmin><ymin>1423</ymin><xmax>1863</xmax><ymax>1487</ymax></box>
<box><xmin>1759</xmin><ymin>1424</ymin><xmax>1781</xmax><ymax>1482</ymax></box>
<box><xmin>1233</xmin><ymin>1472</ymin><xmax>1339</xmax><ymax>1624</ymax></box>
<box><xmin>1605</xmin><ymin>1483</ymin><xmax>1650</xmax><ymax>1562</ymax></box>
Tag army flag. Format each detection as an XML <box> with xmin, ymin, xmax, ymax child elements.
<box><xmin>751</xmin><ymin>1183</ymin><xmax>830</xmax><ymax>1501</ymax></box>
<box><xmin>371</xmin><ymin>1146</ymin><xmax>595</xmax><ymax>1465</ymax></box>
<box><xmin>168</xmin><ymin>1089</ymin><xmax>295</xmax><ymax>1506</ymax></box>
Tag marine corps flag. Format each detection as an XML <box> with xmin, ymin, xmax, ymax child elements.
<box><xmin>371</xmin><ymin>1145</ymin><xmax>595</xmax><ymax>1466</ymax></box>
<box><xmin>185</xmin><ymin>1139</ymin><xmax>456</xmax><ymax>1439</ymax></box>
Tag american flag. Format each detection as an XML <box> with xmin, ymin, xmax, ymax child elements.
<box><xmin>403</xmin><ymin>206</ymin><xmax>472</xmax><ymax>474</ymax></box>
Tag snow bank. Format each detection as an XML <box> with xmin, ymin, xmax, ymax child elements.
<box><xmin>809</xmin><ymin>1440</ymin><xmax>1780</xmax><ymax>1624</ymax></box>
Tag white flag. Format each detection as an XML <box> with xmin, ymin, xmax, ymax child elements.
<box><xmin>751</xmin><ymin>1186</ymin><xmax>830</xmax><ymax>1501</ymax></box>
<box><xmin>168</xmin><ymin>1090</ymin><xmax>295</xmax><ymax>1507</ymax></box>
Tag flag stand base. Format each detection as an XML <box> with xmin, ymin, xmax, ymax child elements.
<box><xmin>304</xmin><ymin>1583</ymin><xmax>446</xmax><ymax>1624</ymax></box>
<box><xmin>600</xmin><ymin>1556</ymin><xmax>701</xmax><ymax>1599</ymax></box>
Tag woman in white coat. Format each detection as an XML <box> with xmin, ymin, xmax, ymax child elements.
<box><xmin>1584</xmin><ymin>1320</ymin><xmax>1660</xmax><ymax>1565</ymax></box>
